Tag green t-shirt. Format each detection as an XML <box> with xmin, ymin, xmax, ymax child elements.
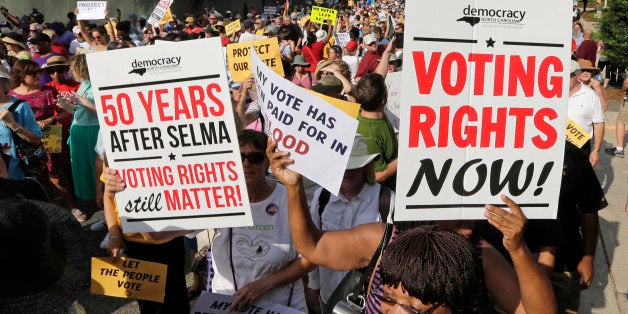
<box><xmin>356</xmin><ymin>112</ymin><xmax>398</xmax><ymax>190</ymax></box>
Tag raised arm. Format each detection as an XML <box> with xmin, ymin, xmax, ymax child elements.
<box><xmin>267</xmin><ymin>139</ymin><xmax>384</xmax><ymax>271</ymax></box>
<box><xmin>75</xmin><ymin>8</ymin><xmax>96</xmax><ymax>47</ymax></box>
<box><xmin>375</xmin><ymin>36</ymin><xmax>396</xmax><ymax>78</ymax></box>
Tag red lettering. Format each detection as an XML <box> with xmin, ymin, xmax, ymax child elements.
<box><xmin>508</xmin><ymin>108</ymin><xmax>534</xmax><ymax>148</ymax></box>
<box><xmin>206</xmin><ymin>83</ymin><xmax>225</xmax><ymax>116</ymax></box>
<box><xmin>508</xmin><ymin>56</ymin><xmax>536</xmax><ymax>97</ymax></box>
<box><xmin>408</xmin><ymin>106</ymin><xmax>436</xmax><ymax>148</ymax></box>
<box><xmin>532</xmin><ymin>108</ymin><xmax>557</xmax><ymax>149</ymax></box>
<box><xmin>438</xmin><ymin>106</ymin><xmax>450</xmax><ymax>147</ymax></box>
<box><xmin>413</xmin><ymin>51</ymin><xmax>441</xmax><ymax>94</ymax></box>
<box><xmin>155</xmin><ymin>88</ymin><xmax>172</xmax><ymax>121</ymax></box>
<box><xmin>441</xmin><ymin>52</ymin><xmax>466</xmax><ymax>95</ymax></box>
<box><xmin>452</xmin><ymin>106</ymin><xmax>477</xmax><ymax>147</ymax></box>
<box><xmin>480</xmin><ymin>107</ymin><xmax>507</xmax><ymax>147</ymax></box>
<box><xmin>137</xmin><ymin>90</ymin><xmax>154</xmax><ymax>122</ymax></box>
<box><xmin>538</xmin><ymin>56</ymin><xmax>563</xmax><ymax>98</ymax></box>
<box><xmin>189</xmin><ymin>85</ymin><xmax>208</xmax><ymax>118</ymax></box>
<box><xmin>173</xmin><ymin>87</ymin><xmax>191</xmax><ymax>120</ymax></box>
<box><xmin>493</xmin><ymin>55</ymin><xmax>505</xmax><ymax>96</ymax></box>
<box><xmin>468</xmin><ymin>53</ymin><xmax>493</xmax><ymax>95</ymax></box>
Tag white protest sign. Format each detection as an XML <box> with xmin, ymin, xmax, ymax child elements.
<box><xmin>76</xmin><ymin>1</ymin><xmax>107</xmax><ymax>20</ymax></box>
<box><xmin>384</xmin><ymin>71</ymin><xmax>402</xmax><ymax>132</ymax></box>
<box><xmin>86</xmin><ymin>38</ymin><xmax>252</xmax><ymax>232</ymax></box>
<box><xmin>147</xmin><ymin>0</ymin><xmax>174</xmax><ymax>27</ymax></box>
<box><xmin>395</xmin><ymin>0</ymin><xmax>571</xmax><ymax>221</ymax></box>
<box><xmin>251</xmin><ymin>48</ymin><xmax>357</xmax><ymax>195</ymax></box>
<box><xmin>335</xmin><ymin>33</ymin><xmax>351</xmax><ymax>50</ymax></box>
<box><xmin>264</xmin><ymin>6</ymin><xmax>278</xmax><ymax>15</ymax></box>
<box><xmin>192</xmin><ymin>292</ymin><xmax>304</xmax><ymax>314</ymax></box>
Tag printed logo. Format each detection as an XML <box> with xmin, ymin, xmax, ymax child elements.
<box><xmin>128</xmin><ymin>56</ymin><xmax>182</xmax><ymax>76</ymax></box>
<box><xmin>265</xmin><ymin>203</ymin><xmax>279</xmax><ymax>216</ymax></box>
<box><xmin>457</xmin><ymin>5</ymin><xmax>526</xmax><ymax>27</ymax></box>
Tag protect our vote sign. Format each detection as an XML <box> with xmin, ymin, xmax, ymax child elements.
<box><xmin>76</xmin><ymin>1</ymin><xmax>107</xmax><ymax>20</ymax></box>
<box><xmin>86</xmin><ymin>38</ymin><xmax>252</xmax><ymax>232</ymax></box>
<box><xmin>395</xmin><ymin>0</ymin><xmax>571</xmax><ymax>221</ymax></box>
<box><xmin>251</xmin><ymin>48</ymin><xmax>357</xmax><ymax>196</ymax></box>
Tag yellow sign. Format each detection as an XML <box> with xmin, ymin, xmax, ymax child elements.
<box><xmin>307</xmin><ymin>90</ymin><xmax>360</xmax><ymax>118</ymax></box>
<box><xmin>41</xmin><ymin>124</ymin><xmax>62</xmax><ymax>153</ymax></box>
<box><xmin>159</xmin><ymin>8</ymin><xmax>174</xmax><ymax>25</ymax></box>
<box><xmin>227</xmin><ymin>38</ymin><xmax>284</xmax><ymax>82</ymax></box>
<box><xmin>566</xmin><ymin>118</ymin><xmax>591</xmax><ymax>148</ymax></box>
<box><xmin>311</xmin><ymin>6</ymin><xmax>337</xmax><ymax>25</ymax></box>
<box><xmin>91</xmin><ymin>257</ymin><xmax>168</xmax><ymax>303</ymax></box>
<box><xmin>225</xmin><ymin>19</ymin><xmax>241</xmax><ymax>36</ymax></box>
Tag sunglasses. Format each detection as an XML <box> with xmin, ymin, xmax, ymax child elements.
<box><xmin>581</xmin><ymin>69</ymin><xmax>595</xmax><ymax>73</ymax></box>
<box><xmin>93</xmin><ymin>35</ymin><xmax>103</xmax><ymax>40</ymax></box>
<box><xmin>241</xmin><ymin>152</ymin><xmax>265</xmax><ymax>164</ymax></box>
<box><xmin>144</xmin><ymin>31</ymin><xmax>153</xmax><ymax>35</ymax></box>
<box><xmin>46</xmin><ymin>67</ymin><xmax>68</xmax><ymax>74</ymax></box>
<box><xmin>26</xmin><ymin>71</ymin><xmax>41</xmax><ymax>76</ymax></box>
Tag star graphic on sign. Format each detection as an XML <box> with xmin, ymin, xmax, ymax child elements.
<box><xmin>168</xmin><ymin>153</ymin><xmax>176</xmax><ymax>161</ymax></box>
<box><xmin>486</xmin><ymin>37</ymin><xmax>496</xmax><ymax>47</ymax></box>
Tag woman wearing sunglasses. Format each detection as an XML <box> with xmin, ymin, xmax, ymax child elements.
<box><xmin>75</xmin><ymin>8</ymin><xmax>109</xmax><ymax>52</ymax></box>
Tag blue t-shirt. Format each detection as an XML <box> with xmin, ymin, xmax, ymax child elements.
<box><xmin>0</xmin><ymin>98</ymin><xmax>42</xmax><ymax>178</ymax></box>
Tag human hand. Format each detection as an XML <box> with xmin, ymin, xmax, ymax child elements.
<box><xmin>241</xmin><ymin>75</ymin><xmax>255</xmax><ymax>92</ymax></box>
<box><xmin>266</xmin><ymin>138</ymin><xmax>301</xmax><ymax>187</ymax></box>
<box><xmin>0</xmin><ymin>107</ymin><xmax>15</xmax><ymax>125</ymax></box>
<box><xmin>385</xmin><ymin>36</ymin><xmax>396</xmax><ymax>54</ymax></box>
<box><xmin>36</xmin><ymin>119</ymin><xmax>49</xmax><ymax>129</ymax></box>
<box><xmin>590</xmin><ymin>78</ymin><xmax>601</xmax><ymax>89</ymax></box>
<box><xmin>228</xmin><ymin>279</ymin><xmax>272</xmax><ymax>312</ymax></box>
<box><xmin>103</xmin><ymin>167</ymin><xmax>126</xmax><ymax>194</ymax></box>
<box><xmin>484</xmin><ymin>194</ymin><xmax>527</xmax><ymax>252</ymax></box>
<box><xmin>106</xmin><ymin>237</ymin><xmax>127</xmax><ymax>257</ymax></box>
<box><xmin>589</xmin><ymin>150</ymin><xmax>599</xmax><ymax>166</ymax></box>
<box><xmin>576</xmin><ymin>256</ymin><xmax>594</xmax><ymax>289</ymax></box>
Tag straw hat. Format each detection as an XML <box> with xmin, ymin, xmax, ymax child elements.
<box><xmin>2</xmin><ymin>32</ymin><xmax>26</xmax><ymax>49</ymax></box>
<box><xmin>41</xmin><ymin>56</ymin><xmax>69</xmax><ymax>69</ymax></box>
<box><xmin>577</xmin><ymin>59</ymin><xmax>600</xmax><ymax>76</ymax></box>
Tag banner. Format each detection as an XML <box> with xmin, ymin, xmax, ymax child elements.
<box><xmin>384</xmin><ymin>71</ymin><xmax>402</xmax><ymax>132</ymax></box>
<box><xmin>192</xmin><ymin>292</ymin><xmax>303</xmax><ymax>314</ymax></box>
<box><xmin>147</xmin><ymin>0</ymin><xmax>174</xmax><ymax>27</ymax></box>
<box><xmin>91</xmin><ymin>257</ymin><xmax>167</xmax><ymax>303</ymax></box>
<box><xmin>76</xmin><ymin>1</ymin><xmax>107</xmax><ymax>20</ymax></box>
<box><xmin>311</xmin><ymin>6</ymin><xmax>337</xmax><ymax>25</ymax></box>
<box><xmin>394</xmin><ymin>0</ymin><xmax>571</xmax><ymax>221</ymax></box>
<box><xmin>41</xmin><ymin>124</ymin><xmax>62</xmax><ymax>153</ymax></box>
<box><xmin>227</xmin><ymin>38</ymin><xmax>284</xmax><ymax>83</ymax></box>
<box><xmin>224</xmin><ymin>19</ymin><xmax>241</xmax><ymax>36</ymax></box>
<box><xmin>86</xmin><ymin>38</ymin><xmax>252</xmax><ymax>232</ymax></box>
<box><xmin>334</xmin><ymin>33</ymin><xmax>351</xmax><ymax>50</ymax></box>
<box><xmin>264</xmin><ymin>6</ymin><xmax>278</xmax><ymax>15</ymax></box>
<box><xmin>251</xmin><ymin>49</ymin><xmax>358</xmax><ymax>195</ymax></box>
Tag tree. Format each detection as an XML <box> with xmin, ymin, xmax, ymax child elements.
<box><xmin>598</xmin><ymin>0</ymin><xmax>628</xmax><ymax>70</ymax></box>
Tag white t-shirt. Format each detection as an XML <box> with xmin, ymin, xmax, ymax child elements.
<box><xmin>342</xmin><ymin>55</ymin><xmax>359</xmax><ymax>84</ymax></box>
<box><xmin>568</xmin><ymin>83</ymin><xmax>604</xmax><ymax>136</ymax></box>
<box><xmin>211</xmin><ymin>184</ymin><xmax>307</xmax><ymax>312</ymax></box>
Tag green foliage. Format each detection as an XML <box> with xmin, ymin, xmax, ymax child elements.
<box><xmin>598</xmin><ymin>0</ymin><xmax>628</xmax><ymax>69</ymax></box>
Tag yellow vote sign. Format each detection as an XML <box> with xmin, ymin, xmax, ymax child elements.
<box><xmin>225</xmin><ymin>19</ymin><xmax>241</xmax><ymax>36</ymax></box>
<box><xmin>91</xmin><ymin>257</ymin><xmax>168</xmax><ymax>303</ymax></box>
<box><xmin>227</xmin><ymin>38</ymin><xmax>284</xmax><ymax>82</ymax></box>
<box><xmin>307</xmin><ymin>90</ymin><xmax>360</xmax><ymax>118</ymax></box>
<box><xmin>41</xmin><ymin>124</ymin><xmax>62</xmax><ymax>153</ymax></box>
<box><xmin>311</xmin><ymin>6</ymin><xmax>337</xmax><ymax>25</ymax></box>
<box><xmin>566</xmin><ymin>118</ymin><xmax>591</xmax><ymax>149</ymax></box>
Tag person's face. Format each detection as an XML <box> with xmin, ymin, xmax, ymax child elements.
<box><xmin>31</xmin><ymin>42</ymin><xmax>49</xmax><ymax>53</ymax></box>
<box><xmin>92</xmin><ymin>31</ymin><xmax>106</xmax><ymax>44</ymax></box>
<box><xmin>144</xmin><ymin>29</ymin><xmax>154</xmax><ymax>40</ymax></box>
<box><xmin>622</xmin><ymin>79</ymin><xmax>628</xmax><ymax>92</ymax></box>
<box><xmin>380</xmin><ymin>284</ymin><xmax>451</xmax><ymax>314</ymax></box>
<box><xmin>578</xmin><ymin>70</ymin><xmax>592</xmax><ymax>82</ymax></box>
<box><xmin>364</xmin><ymin>42</ymin><xmax>377</xmax><ymax>52</ymax></box>
<box><xmin>29</xmin><ymin>28</ymin><xmax>38</xmax><ymax>37</ymax></box>
<box><xmin>388</xmin><ymin>63</ymin><xmax>398</xmax><ymax>73</ymax></box>
<box><xmin>275</xmin><ymin>18</ymin><xmax>282</xmax><ymax>27</ymax></box>
<box><xmin>570</xmin><ymin>70</ymin><xmax>581</xmax><ymax>89</ymax></box>
<box><xmin>573</xmin><ymin>23</ymin><xmax>581</xmax><ymax>33</ymax></box>
<box><xmin>255</xmin><ymin>19</ymin><xmax>263</xmax><ymax>30</ymax></box>
<box><xmin>329</xmin><ymin>48</ymin><xmax>340</xmax><ymax>60</ymax></box>
<box><xmin>341</xmin><ymin>167</ymin><xmax>366</xmax><ymax>193</ymax></box>
<box><xmin>23</xmin><ymin>69</ymin><xmax>41</xmax><ymax>86</ymax></box>
<box><xmin>294</xmin><ymin>64</ymin><xmax>305</xmax><ymax>73</ymax></box>
<box><xmin>3</xmin><ymin>42</ymin><xmax>18</xmax><ymax>52</ymax></box>
<box><xmin>46</xmin><ymin>66</ymin><xmax>68</xmax><ymax>83</ymax></box>
<box><xmin>394</xmin><ymin>25</ymin><xmax>403</xmax><ymax>33</ymax></box>
<box><xmin>374</xmin><ymin>31</ymin><xmax>382</xmax><ymax>40</ymax></box>
<box><xmin>240</xmin><ymin>144</ymin><xmax>268</xmax><ymax>186</ymax></box>
<box><xmin>209</xmin><ymin>14</ymin><xmax>217</xmax><ymax>25</ymax></box>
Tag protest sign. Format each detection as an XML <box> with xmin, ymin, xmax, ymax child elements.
<box><xmin>147</xmin><ymin>0</ymin><xmax>174</xmax><ymax>27</ymax></box>
<box><xmin>264</xmin><ymin>6</ymin><xmax>278</xmax><ymax>15</ymax></box>
<box><xmin>76</xmin><ymin>1</ymin><xmax>107</xmax><ymax>20</ymax></box>
<box><xmin>311</xmin><ymin>6</ymin><xmax>337</xmax><ymax>25</ymax></box>
<box><xmin>307</xmin><ymin>90</ymin><xmax>360</xmax><ymax>118</ymax></box>
<box><xmin>227</xmin><ymin>38</ymin><xmax>283</xmax><ymax>83</ymax></box>
<box><xmin>251</xmin><ymin>49</ymin><xmax>357</xmax><ymax>195</ymax></box>
<box><xmin>384</xmin><ymin>71</ymin><xmax>402</xmax><ymax>132</ymax></box>
<box><xmin>192</xmin><ymin>292</ymin><xmax>303</xmax><ymax>314</ymax></box>
<box><xmin>566</xmin><ymin>118</ymin><xmax>590</xmax><ymax>148</ymax></box>
<box><xmin>86</xmin><ymin>38</ymin><xmax>252</xmax><ymax>232</ymax></box>
<box><xmin>394</xmin><ymin>0</ymin><xmax>571</xmax><ymax>221</ymax></box>
<box><xmin>160</xmin><ymin>8</ymin><xmax>174</xmax><ymax>25</ymax></box>
<box><xmin>91</xmin><ymin>257</ymin><xmax>167</xmax><ymax>302</ymax></box>
<box><xmin>224</xmin><ymin>19</ymin><xmax>241</xmax><ymax>36</ymax></box>
<box><xmin>334</xmin><ymin>33</ymin><xmax>351</xmax><ymax>50</ymax></box>
<box><xmin>41</xmin><ymin>124</ymin><xmax>62</xmax><ymax>153</ymax></box>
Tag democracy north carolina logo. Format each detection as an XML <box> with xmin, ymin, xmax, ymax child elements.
<box><xmin>129</xmin><ymin>56</ymin><xmax>182</xmax><ymax>76</ymax></box>
<box><xmin>457</xmin><ymin>5</ymin><xmax>526</xmax><ymax>27</ymax></box>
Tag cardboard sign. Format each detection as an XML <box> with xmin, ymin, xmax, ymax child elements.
<box><xmin>159</xmin><ymin>8</ymin><xmax>174</xmax><ymax>25</ymax></box>
<box><xmin>566</xmin><ymin>118</ymin><xmax>590</xmax><ymax>148</ymax></box>
<box><xmin>147</xmin><ymin>0</ymin><xmax>174</xmax><ymax>27</ymax></box>
<box><xmin>91</xmin><ymin>257</ymin><xmax>167</xmax><ymax>303</ymax></box>
<box><xmin>224</xmin><ymin>19</ymin><xmax>241</xmax><ymax>36</ymax></box>
<box><xmin>384</xmin><ymin>71</ymin><xmax>402</xmax><ymax>132</ymax></box>
<box><xmin>192</xmin><ymin>292</ymin><xmax>304</xmax><ymax>314</ymax></box>
<box><xmin>311</xmin><ymin>6</ymin><xmax>337</xmax><ymax>25</ymax></box>
<box><xmin>394</xmin><ymin>0</ymin><xmax>571</xmax><ymax>221</ymax></box>
<box><xmin>76</xmin><ymin>1</ymin><xmax>107</xmax><ymax>20</ymax></box>
<box><xmin>252</xmin><ymin>49</ymin><xmax>357</xmax><ymax>195</ymax></box>
<box><xmin>227</xmin><ymin>38</ymin><xmax>284</xmax><ymax>83</ymax></box>
<box><xmin>86</xmin><ymin>38</ymin><xmax>252</xmax><ymax>232</ymax></box>
<box><xmin>41</xmin><ymin>124</ymin><xmax>62</xmax><ymax>153</ymax></box>
<box><xmin>334</xmin><ymin>33</ymin><xmax>351</xmax><ymax>50</ymax></box>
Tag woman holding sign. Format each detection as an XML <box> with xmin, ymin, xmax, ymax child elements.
<box><xmin>267</xmin><ymin>140</ymin><xmax>557</xmax><ymax>313</ymax></box>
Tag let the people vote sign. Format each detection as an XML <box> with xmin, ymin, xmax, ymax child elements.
<box><xmin>251</xmin><ymin>49</ymin><xmax>357</xmax><ymax>196</ymax></box>
<box><xmin>86</xmin><ymin>38</ymin><xmax>252</xmax><ymax>232</ymax></box>
<box><xmin>395</xmin><ymin>0</ymin><xmax>571</xmax><ymax>221</ymax></box>
<box><xmin>91</xmin><ymin>257</ymin><xmax>167</xmax><ymax>302</ymax></box>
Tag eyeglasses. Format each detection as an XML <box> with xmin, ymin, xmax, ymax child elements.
<box><xmin>46</xmin><ymin>67</ymin><xmax>68</xmax><ymax>74</ymax></box>
<box><xmin>241</xmin><ymin>152</ymin><xmax>265</xmax><ymax>164</ymax></box>
<box><xmin>375</xmin><ymin>293</ymin><xmax>440</xmax><ymax>314</ymax></box>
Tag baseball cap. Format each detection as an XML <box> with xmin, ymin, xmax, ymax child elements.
<box><xmin>185</xmin><ymin>17</ymin><xmax>195</xmax><ymax>23</ymax></box>
<box><xmin>346</xmin><ymin>41</ymin><xmax>358</xmax><ymax>52</ymax></box>
<box><xmin>28</xmin><ymin>33</ymin><xmax>51</xmax><ymax>44</ymax></box>
<box><xmin>362</xmin><ymin>34</ymin><xmax>376</xmax><ymax>45</ymax></box>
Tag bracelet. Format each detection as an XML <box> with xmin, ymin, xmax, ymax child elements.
<box><xmin>109</xmin><ymin>235</ymin><xmax>123</xmax><ymax>239</ymax></box>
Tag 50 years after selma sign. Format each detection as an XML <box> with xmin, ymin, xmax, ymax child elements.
<box><xmin>87</xmin><ymin>38</ymin><xmax>253</xmax><ymax>232</ymax></box>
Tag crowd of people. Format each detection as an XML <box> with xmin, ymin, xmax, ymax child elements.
<box><xmin>0</xmin><ymin>1</ymin><xmax>623</xmax><ymax>313</ymax></box>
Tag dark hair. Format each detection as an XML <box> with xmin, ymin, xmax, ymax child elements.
<box><xmin>91</xmin><ymin>25</ymin><xmax>107</xmax><ymax>37</ymax></box>
<box><xmin>354</xmin><ymin>73</ymin><xmax>386</xmax><ymax>111</ymax></box>
<box><xmin>238</xmin><ymin>130</ymin><xmax>268</xmax><ymax>152</ymax></box>
<box><xmin>10</xmin><ymin>59</ymin><xmax>40</xmax><ymax>87</ymax></box>
<box><xmin>330</xmin><ymin>45</ymin><xmax>342</xmax><ymax>55</ymax></box>
<box><xmin>306</xmin><ymin>31</ymin><xmax>317</xmax><ymax>47</ymax></box>
<box><xmin>380</xmin><ymin>225</ymin><xmax>478</xmax><ymax>313</ymax></box>
<box><xmin>116</xmin><ymin>20</ymin><xmax>131</xmax><ymax>33</ymax></box>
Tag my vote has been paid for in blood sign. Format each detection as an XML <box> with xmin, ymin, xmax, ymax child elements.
<box><xmin>394</xmin><ymin>0</ymin><xmax>571</xmax><ymax>221</ymax></box>
<box><xmin>86</xmin><ymin>38</ymin><xmax>252</xmax><ymax>232</ymax></box>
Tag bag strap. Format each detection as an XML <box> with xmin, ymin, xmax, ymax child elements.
<box><xmin>349</xmin><ymin>223</ymin><xmax>393</xmax><ymax>299</ymax></box>
<box><xmin>7</xmin><ymin>99</ymin><xmax>23</xmax><ymax>113</ymax></box>
<box><xmin>6</xmin><ymin>99</ymin><xmax>28</xmax><ymax>146</ymax></box>
<box><xmin>318</xmin><ymin>189</ymin><xmax>331</xmax><ymax>218</ymax></box>
<box><xmin>378</xmin><ymin>185</ymin><xmax>391</xmax><ymax>222</ymax></box>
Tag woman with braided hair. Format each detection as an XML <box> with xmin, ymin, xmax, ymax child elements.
<box><xmin>267</xmin><ymin>139</ymin><xmax>557</xmax><ymax>313</ymax></box>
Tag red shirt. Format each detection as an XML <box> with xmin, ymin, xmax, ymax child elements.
<box><xmin>302</xmin><ymin>41</ymin><xmax>326</xmax><ymax>72</ymax></box>
<box><xmin>355</xmin><ymin>44</ymin><xmax>387</xmax><ymax>79</ymax></box>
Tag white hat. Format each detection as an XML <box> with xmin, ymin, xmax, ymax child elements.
<box><xmin>362</xmin><ymin>33</ymin><xmax>376</xmax><ymax>45</ymax></box>
<box><xmin>315</xmin><ymin>29</ymin><xmax>327</xmax><ymax>42</ymax></box>
<box><xmin>570</xmin><ymin>60</ymin><xmax>581</xmax><ymax>74</ymax></box>
<box><xmin>72</xmin><ymin>25</ymin><xmax>80</xmax><ymax>34</ymax></box>
<box><xmin>346</xmin><ymin>134</ymin><xmax>380</xmax><ymax>170</ymax></box>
